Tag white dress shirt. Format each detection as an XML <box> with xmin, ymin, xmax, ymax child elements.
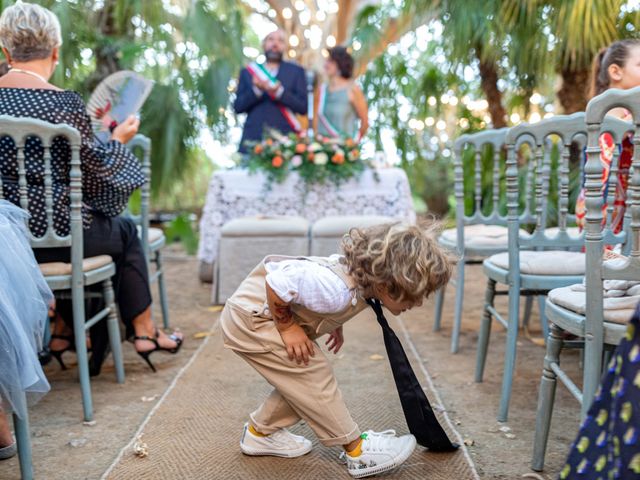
<box><xmin>265</xmin><ymin>255</ymin><xmax>354</xmax><ymax>314</ymax></box>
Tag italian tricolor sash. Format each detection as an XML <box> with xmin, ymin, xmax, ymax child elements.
<box><xmin>318</xmin><ymin>83</ymin><xmax>360</xmax><ymax>142</ymax></box>
<box><xmin>317</xmin><ymin>83</ymin><xmax>343</xmax><ymax>139</ymax></box>
<box><xmin>246</xmin><ymin>62</ymin><xmax>301</xmax><ymax>133</ymax></box>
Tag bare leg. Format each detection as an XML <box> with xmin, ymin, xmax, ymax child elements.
<box><xmin>344</xmin><ymin>437</ymin><xmax>361</xmax><ymax>452</ymax></box>
<box><xmin>0</xmin><ymin>410</ymin><xmax>13</xmax><ymax>447</ymax></box>
<box><xmin>132</xmin><ymin>307</ymin><xmax>183</xmax><ymax>352</ymax></box>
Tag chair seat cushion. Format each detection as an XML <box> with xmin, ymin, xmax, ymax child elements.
<box><xmin>311</xmin><ymin>215</ymin><xmax>396</xmax><ymax>237</ymax></box>
<box><xmin>548</xmin><ymin>286</ymin><xmax>636</xmax><ymax>324</ymax></box>
<box><xmin>221</xmin><ymin>216</ymin><xmax>309</xmax><ymax>237</ymax></box>
<box><xmin>136</xmin><ymin>225</ymin><xmax>165</xmax><ymax>244</ymax></box>
<box><xmin>39</xmin><ymin>255</ymin><xmax>113</xmax><ymax>276</ymax></box>
<box><xmin>487</xmin><ymin>250</ymin><xmax>586</xmax><ymax>275</ymax></box>
<box><xmin>440</xmin><ymin>224</ymin><xmax>528</xmax><ymax>248</ymax></box>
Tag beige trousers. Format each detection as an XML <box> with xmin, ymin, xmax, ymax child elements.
<box><xmin>234</xmin><ymin>345</ymin><xmax>361</xmax><ymax>447</ymax></box>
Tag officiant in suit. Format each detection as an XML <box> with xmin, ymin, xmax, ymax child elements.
<box><xmin>234</xmin><ymin>29</ymin><xmax>308</xmax><ymax>153</ymax></box>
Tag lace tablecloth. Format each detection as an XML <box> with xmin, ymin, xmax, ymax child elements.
<box><xmin>197</xmin><ymin>168</ymin><xmax>416</xmax><ymax>268</ymax></box>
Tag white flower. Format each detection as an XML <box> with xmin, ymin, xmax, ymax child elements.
<box><xmin>291</xmin><ymin>155</ymin><xmax>303</xmax><ymax>167</ymax></box>
<box><xmin>309</xmin><ymin>142</ymin><xmax>322</xmax><ymax>152</ymax></box>
<box><xmin>314</xmin><ymin>152</ymin><xmax>329</xmax><ymax>165</ymax></box>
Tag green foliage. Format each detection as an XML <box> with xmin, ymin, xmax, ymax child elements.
<box><xmin>164</xmin><ymin>213</ymin><xmax>198</xmax><ymax>255</ymax></box>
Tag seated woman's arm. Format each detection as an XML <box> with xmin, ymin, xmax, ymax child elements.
<box><xmin>69</xmin><ymin>93</ymin><xmax>145</xmax><ymax>217</ymax></box>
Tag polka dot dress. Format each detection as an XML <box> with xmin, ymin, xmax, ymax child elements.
<box><xmin>0</xmin><ymin>88</ymin><xmax>144</xmax><ymax>237</ymax></box>
<box><xmin>560</xmin><ymin>307</ymin><xmax>640</xmax><ymax>479</ymax></box>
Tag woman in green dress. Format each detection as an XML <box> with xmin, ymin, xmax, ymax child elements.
<box><xmin>314</xmin><ymin>46</ymin><xmax>369</xmax><ymax>142</ymax></box>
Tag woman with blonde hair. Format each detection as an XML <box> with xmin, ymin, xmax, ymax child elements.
<box><xmin>220</xmin><ymin>222</ymin><xmax>455</xmax><ymax>478</ymax></box>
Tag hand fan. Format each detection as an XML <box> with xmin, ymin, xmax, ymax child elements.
<box><xmin>87</xmin><ymin>70</ymin><xmax>153</xmax><ymax>143</ymax></box>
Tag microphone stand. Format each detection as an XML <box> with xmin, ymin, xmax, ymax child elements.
<box><xmin>305</xmin><ymin>69</ymin><xmax>315</xmax><ymax>139</ymax></box>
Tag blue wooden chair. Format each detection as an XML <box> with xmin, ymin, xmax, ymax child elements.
<box><xmin>474</xmin><ymin>112</ymin><xmax>630</xmax><ymax>422</ymax></box>
<box><xmin>0</xmin><ymin>116</ymin><xmax>125</xmax><ymax>423</ymax></box>
<box><xmin>126</xmin><ymin>135</ymin><xmax>170</xmax><ymax>329</ymax></box>
<box><xmin>12</xmin><ymin>392</ymin><xmax>33</xmax><ymax>479</ymax></box>
<box><xmin>531</xmin><ymin>87</ymin><xmax>639</xmax><ymax>471</ymax></box>
<box><xmin>436</xmin><ymin>128</ymin><xmax>539</xmax><ymax>353</ymax></box>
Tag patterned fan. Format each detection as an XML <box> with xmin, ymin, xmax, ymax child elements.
<box><xmin>87</xmin><ymin>70</ymin><xmax>153</xmax><ymax>143</ymax></box>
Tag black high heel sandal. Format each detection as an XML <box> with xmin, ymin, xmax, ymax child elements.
<box><xmin>50</xmin><ymin>334</ymin><xmax>74</xmax><ymax>370</ymax></box>
<box><xmin>133</xmin><ymin>328</ymin><xmax>183</xmax><ymax>372</ymax></box>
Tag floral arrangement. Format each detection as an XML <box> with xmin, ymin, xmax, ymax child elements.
<box><xmin>244</xmin><ymin>132</ymin><xmax>367</xmax><ymax>186</ymax></box>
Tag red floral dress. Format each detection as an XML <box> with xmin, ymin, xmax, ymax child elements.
<box><xmin>575</xmin><ymin>115</ymin><xmax>633</xmax><ymax>235</ymax></box>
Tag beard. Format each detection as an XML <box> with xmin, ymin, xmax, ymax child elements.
<box><xmin>265</xmin><ymin>49</ymin><xmax>283</xmax><ymax>62</ymax></box>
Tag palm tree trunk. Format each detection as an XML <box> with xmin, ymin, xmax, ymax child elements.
<box><xmin>88</xmin><ymin>0</ymin><xmax>122</xmax><ymax>90</ymax></box>
<box><xmin>478</xmin><ymin>57</ymin><xmax>507</xmax><ymax>128</ymax></box>
<box><xmin>557</xmin><ymin>66</ymin><xmax>590</xmax><ymax>113</ymax></box>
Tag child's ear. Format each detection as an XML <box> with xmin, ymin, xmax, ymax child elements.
<box><xmin>608</xmin><ymin>63</ymin><xmax>624</xmax><ymax>83</ymax></box>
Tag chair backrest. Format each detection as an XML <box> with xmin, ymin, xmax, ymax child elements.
<box><xmin>582</xmin><ymin>85</ymin><xmax>640</xmax><ymax>410</ymax></box>
<box><xmin>126</xmin><ymin>134</ymin><xmax>151</xmax><ymax>258</ymax></box>
<box><xmin>0</xmin><ymin>115</ymin><xmax>83</xmax><ymax>256</ymax></box>
<box><xmin>505</xmin><ymin>112</ymin><xmax>631</xmax><ymax>252</ymax></box>
<box><xmin>453</xmin><ymin>127</ymin><xmax>541</xmax><ymax>255</ymax></box>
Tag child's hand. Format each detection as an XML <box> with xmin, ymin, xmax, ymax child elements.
<box><xmin>325</xmin><ymin>326</ymin><xmax>344</xmax><ymax>354</ymax></box>
<box><xmin>280</xmin><ymin>323</ymin><xmax>315</xmax><ymax>366</ymax></box>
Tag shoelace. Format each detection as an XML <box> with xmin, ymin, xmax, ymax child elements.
<box><xmin>362</xmin><ymin>430</ymin><xmax>397</xmax><ymax>453</ymax></box>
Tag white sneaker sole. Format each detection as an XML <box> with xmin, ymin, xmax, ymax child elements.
<box><xmin>240</xmin><ymin>442</ymin><xmax>312</xmax><ymax>458</ymax></box>
<box><xmin>347</xmin><ymin>435</ymin><xmax>417</xmax><ymax>478</ymax></box>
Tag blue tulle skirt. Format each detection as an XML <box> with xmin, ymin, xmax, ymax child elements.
<box><xmin>0</xmin><ymin>200</ymin><xmax>52</xmax><ymax>419</ymax></box>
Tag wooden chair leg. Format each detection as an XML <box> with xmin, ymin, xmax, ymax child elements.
<box><xmin>433</xmin><ymin>287</ymin><xmax>445</xmax><ymax>332</ymax></box>
<box><xmin>497</xmin><ymin>282</ymin><xmax>522</xmax><ymax>422</ymax></box>
<box><xmin>13</xmin><ymin>393</ymin><xmax>33</xmax><ymax>480</ymax></box>
<box><xmin>102</xmin><ymin>278</ymin><xmax>125</xmax><ymax>384</ymax></box>
<box><xmin>475</xmin><ymin>278</ymin><xmax>496</xmax><ymax>382</ymax></box>
<box><xmin>155</xmin><ymin>251</ymin><xmax>170</xmax><ymax>330</ymax></box>
<box><xmin>72</xmin><ymin>284</ymin><xmax>93</xmax><ymax>422</ymax></box>
<box><xmin>531</xmin><ymin>324</ymin><xmax>564</xmax><ymax>471</ymax></box>
<box><xmin>522</xmin><ymin>295</ymin><xmax>534</xmax><ymax>329</ymax></box>
<box><xmin>537</xmin><ymin>295</ymin><xmax>549</xmax><ymax>342</ymax></box>
<box><xmin>451</xmin><ymin>258</ymin><xmax>466</xmax><ymax>353</ymax></box>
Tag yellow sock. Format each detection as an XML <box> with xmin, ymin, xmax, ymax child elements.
<box><xmin>248</xmin><ymin>424</ymin><xmax>268</xmax><ymax>437</ymax></box>
<box><xmin>346</xmin><ymin>438</ymin><xmax>363</xmax><ymax>457</ymax></box>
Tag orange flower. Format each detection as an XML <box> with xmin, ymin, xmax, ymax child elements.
<box><xmin>295</xmin><ymin>143</ymin><xmax>307</xmax><ymax>153</ymax></box>
<box><xmin>272</xmin><ymin>155</ymin><xmax>284</xmax><ymax>168</ymax></box>
<box><xmin>254</xmin><ymin>144</ymin><xmax>263</xmax><ymax>154</ymax></box>
<box><xmin>345</xmin><ymin>137</ymin><xmax>355</xmax><ymax>147</ymax></box>
<box><xmin>331</xmin><ymin>152</ymin><xmax>345</xmax><ymax>164</ymax></box>
<box><xmin>307</xmin><ymin>152</ymin><xmax>315</xmax><ymax>162</ymax></box>
<box><xmin>265</xmin><ymin>138</ymin><xmax>273</xmax><ymax>146</ymax></box>
<box><xmin>349</xmin><ymin>149</ymin><xmax>360</xmax><ymax>161</ymax></box>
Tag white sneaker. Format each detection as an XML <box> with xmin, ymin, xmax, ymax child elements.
<box><xmin>345</xmin><ymin>430</ymin><xmax>416</xmax><ymax>478</ymax></box>
<box><xmin>239</xmin><ymin>423</ymin><xmax>312</xmax><ymax>458</ymax></box>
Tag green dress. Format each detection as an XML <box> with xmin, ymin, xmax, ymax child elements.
<box><xmin>317</xmin><ymin>84</ymin><xmax>358</xmax><ymax>139</ymax></box>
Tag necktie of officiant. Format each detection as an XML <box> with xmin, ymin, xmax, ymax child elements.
<box><xmin>367</xmin><ymin>298</ymin><xmax>459</xmax><ymax>452</ymax></box>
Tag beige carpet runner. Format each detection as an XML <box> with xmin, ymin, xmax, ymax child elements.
<box><xmin>105</xmin><ymin>311</ymin><xmax>478</xmax><ymax>479</ymax></box>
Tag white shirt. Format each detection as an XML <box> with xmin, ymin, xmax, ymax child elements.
<box><xmin>265</xmin><ymin>255</ymin><xmax>354</xmax><ymax>314</ymax></box>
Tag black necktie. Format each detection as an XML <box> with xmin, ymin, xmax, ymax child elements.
<box><xmin>367</xmin><ymin>298</ymin><xmax>459</xmax><ymax>452</ymax></box>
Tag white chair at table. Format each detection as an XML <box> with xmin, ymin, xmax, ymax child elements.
<box><xmin>0</xmin><ymin>115</ymin><xmax>125</xmax><ymax>423</ymax></box>
<box><xmin>126</xmin><ymin>135</ymin><xmax>170</xmax><ymax>330</ymax></box>
<box><xmin>531</xmin><ymin>87</ymin><xmax>639</xmax><ymax>471</ymax></box>
<box><xmin>475</xmin><ymin>112</ymin><xmax>631</xmax><ymax>422</ymax></box>
<box><xmin>435</xmin><ymin>128</ymin><xmax>538</xmax><ymax>353</ymax></box>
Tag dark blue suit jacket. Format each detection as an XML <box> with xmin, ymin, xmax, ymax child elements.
<box><xmin>234</xmin><ymin>61</ymin><xmax>308</xmax><ymax>153</ymax></box>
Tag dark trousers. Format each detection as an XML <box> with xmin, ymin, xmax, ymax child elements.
<box><xmin>35</xmin><ymin>214</ymin><xmax>152</xmax><ymax>342</ymax></box>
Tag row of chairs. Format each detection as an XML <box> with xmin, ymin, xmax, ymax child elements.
<box><xmin>435</xmin><ymin>86</ymin><xmax>640</xmax><ymax>472</ymax></box>
<box><xmin>0</xmin><ymin>116</ymin><xmax>170</xmax><ymax>479</ymax></box>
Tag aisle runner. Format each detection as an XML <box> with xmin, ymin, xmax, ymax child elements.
<box><xmin>104</xmin><ymin>312</ymin><xmax>478</xmax><ymax>480</ymax></box>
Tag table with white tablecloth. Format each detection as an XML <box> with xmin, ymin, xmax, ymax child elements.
<box><xmin>197</xmin><ymin>167</ymin><xmax>416</xmax><ymax>281</ymax></box>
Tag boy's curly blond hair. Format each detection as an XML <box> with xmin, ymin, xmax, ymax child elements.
<box><xmin>341</xmin><ymin>222</ymin><xmax>456</xmax><ymax>302</ymax></box>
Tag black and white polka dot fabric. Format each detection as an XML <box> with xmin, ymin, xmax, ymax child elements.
<box><xmin>0</xmin><ymin>88</ymin><xmax>144</xmax><ymax>237</ymax></box>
